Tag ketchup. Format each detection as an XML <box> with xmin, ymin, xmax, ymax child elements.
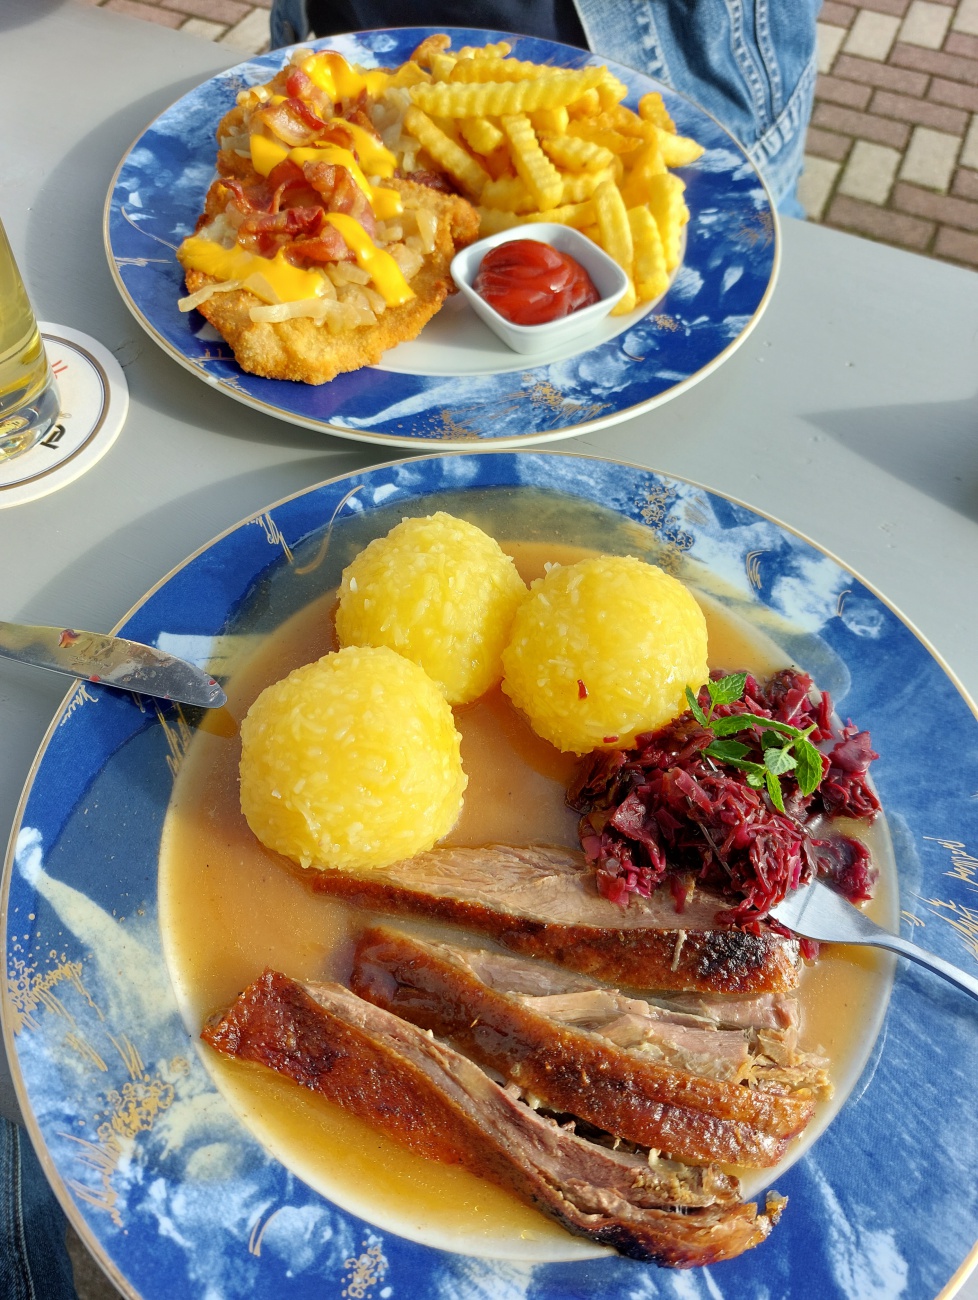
<box><xmin>473</xmin><ymin>239</ymin><xmax>600</xmax><ymax>326</ymax></box>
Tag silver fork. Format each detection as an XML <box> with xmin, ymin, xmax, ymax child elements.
<box><xmin>769</xmin><ymin>877</ymin><xmax>978</xmax><ymax>1001</ymax></box>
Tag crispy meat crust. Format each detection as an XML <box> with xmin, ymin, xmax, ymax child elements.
<box><xmin>203</xmin><ymin>970</ymin><xmax>774</xmax><ymax>1266</ymax></box>
<box><xmin>351</xmin><ymin>926</ymin><xmax>816</xmax><ymax>1167</ymax></box>
<box><xmin>301</xmin><ymin>845</ymin><xmax>800</xmax><ymax>995</ymax></box>
<box><xmin>184</xmin><ymin>178</ymin><xmax>479</xmax><ymax>384</ymax></box>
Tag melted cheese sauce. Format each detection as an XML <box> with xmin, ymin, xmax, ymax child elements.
<box><xmin>159</xmin><ymin>539</ymin><xmax>895</xmax><ymax>1262</ymax></box>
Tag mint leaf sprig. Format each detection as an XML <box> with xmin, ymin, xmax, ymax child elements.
<box><xmin>684</xmin><ymin>674</ymin><xmax>824</xmax><ymax>815</ymax></box>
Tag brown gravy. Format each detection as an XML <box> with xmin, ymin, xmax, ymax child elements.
<box><xmin>159</xmin><ymin>540</ymin><xmax>894</xmax><ymax>1258</ymax></box>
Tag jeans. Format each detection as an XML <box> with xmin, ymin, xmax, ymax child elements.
<box><xmin>268</xmin><ymin>0</ymin><xmax>817</xmax><ymax>214</ymax></box>
<box><xmin>0</xmin><ymin>1116</ymin><xmax>77</xmax><ymax>1300</ymax></box>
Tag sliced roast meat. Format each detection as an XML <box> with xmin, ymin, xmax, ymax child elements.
<box><xmin>203</xmin><ymin>969</ymin><xmax>782</xmax><ymax>1266</ymax></box>
<box><xmin>303</xmin><ymin>844</ymin><xmax>800</xmax><ymax>994</ymax></box>
<box><xmin>659</xmin><ymin>990</ymin><xmax>799</xmax><ymax>1031</ymax></box>
<box><xmin>351</xmin><ymin>928</ymin><xmax>819</xmax><ymax>1168</ymax></box>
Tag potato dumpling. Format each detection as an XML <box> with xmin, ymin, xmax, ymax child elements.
<box><xmin>335</xmin><ymin>511</ymin><xmax>527</xmax><ymax>705</ymax></box>
<box><xmin>240</xmin><ymin>645</ymin><xmax>466</xmax><ymax>871</ymax></box>
<box><xmin>501</xmin><ymin>555</ymin><xmax>708</xmax><ymax>754</ymax></box>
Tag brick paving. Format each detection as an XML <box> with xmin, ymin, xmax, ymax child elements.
<box><xmin>82</xmin><ymin>0</ymin><xmax>978</xmax><ymax>268</ymax></box>
<box><xmin>804</xmin><ymin>0</ymin><xmax>978</xmax><ymax>266</ymax></box>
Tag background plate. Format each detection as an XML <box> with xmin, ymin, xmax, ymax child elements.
<box><xmin>4</xmin><ymin>450</ymin><xmax>977</xmax><ymax>1299</ymax></box>
<box><xmin>104</xmin><ymin>27</ymin><xmax>779</xmax><ymax>448</ymax></box>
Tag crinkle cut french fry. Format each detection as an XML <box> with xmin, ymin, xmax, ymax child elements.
<box><xmin>451</xmin><ymin>56</ymin><xmax>554</xmax><ymax>84</ymax></box>
<box><xmin>457</xmin><ymin>41</ymin><xmax>512</xmax><ymax>59</ymax></box>
<box><xmin>430</xmin><ymin>53</ymin><xmax>457</xmax><ymax>83</ymax></box>
<box><xmin>479</xmin><ymin>197</ymin><xmax>598</xmax><ymax>231</ymax></box>
<box><xmin>606</xmin><ymin>103</ymin><xmax>658</xmax><ymax>140</ymax></box>
<box><xmin>618</xmin><ymin>139</ymin><xmax>666</xmax><ymax>208</ymax></box>
<box><xmin>410</xmin><ymin>33</ymin><xmax>451</xmax><ymax>69</ymax></box>
<box><xmin>410</xmin><ymin>66</ymin><xmax>606</xmax><ymax>117</ymax></box>
<box><xmin>596</xmin><ymin>71</ymin><xmax>629</xmax><ymax>109</ymax></box>
<box><xmin>539</xmin><ymin>132</ymin><xmax>614</xmax><ymax>173</ymax></box>
<box><xmin>529</xmin><ymin>106</ymin><xmax>569</xmax><ymax>134</ymax></box>
<box><xmin>610</xmin><ymin>277</ymin><xmax>637</xmax><ymax>316</ymax></box>
<box><xmin>501</xmin><ymin>113</ymin><xmax>563</xmax><ymax>211</ymax></box>
<box><xmin>431</xmin><ymin>114</ymin><xmax>463</xmax><ymax>145</ymax></box>
<box><xmin>482</xmin><ymin>144</ymin><xmax>516</xmax><ymax>180</ymax></box>
<box><xmin>459</xmin><ymin>116</ymin><xmax>504</xmax><ymax>155</ymax></box>
<box><xmin>476</xmin><ymin>205</ymin><xmax>525</xmax><ymax>235</ymax></box>
<box><xmin>566</xmin><ymin>120</ymin><xmax>641</xmax><ymax>156</ymax></box>
<box><xmin>388</xmin><ymin>61</ymin><xmax>430</xmax><ymax>88</ymax></box>
<box><xmin>525</xmin><ymin>198</ymin><xmax>597</xmax><ymax>229</ymax></box>
<box><xmin>638</xmin><ymin>91</ymin><xmax>676</xmax><ymax>133</ymax></box>
<box><xmin>645</xmin><ymin>172</ymin><xmax>686</xmax><ymax>271</ymax></box>
<box><xmin>652</xmin><ymin>124</ymin><xmax>705</xmax><ymax>167</ymax></box>
<box><xmin>481</xmin><ymin>174</ymin><xmax>536</xmax><ymax>213</ymax></box>
<box><xmin>567</xmin><ymin>88</ymin><xmax>600</xmax><ymax>119</ymax></box>
<box><xmin>593</xmin><ymin>179</ymin><xmax>633</xmax><ymax>273</ymax></box>
<box><xmin>628</xmin><ymin>205</ymin><xmax>669</xmax><ymax>303</ymax></box>
<box><xmin>403</xmin><ymin>105</ymin><xmax>490</xmax><ymax>198</ymax></box>
<box><xmin>560</xmin><ymin>165</ymin><xmax>615</xmax><ymax>204</ymax></box>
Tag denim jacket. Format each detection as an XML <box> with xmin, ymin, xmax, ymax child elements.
<box><xmin>269</xmin><ymin>0</ymin><xmax>818</xmax><ymax>213</ymax></box>
<box><xmin>573</xmin><ymin>0</ymin><xmax>818</xmax><ymax>214</ymax></box>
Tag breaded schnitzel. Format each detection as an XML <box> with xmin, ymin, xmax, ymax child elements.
<box><xmin>183</xmin><ymin>179</ymin><xmax>478</xmax><ymax>385</ymax></box>
<box><xmin>178</xmin><ymin>45</ymin><xmax>479</xmax><ymax>385</ymax></box>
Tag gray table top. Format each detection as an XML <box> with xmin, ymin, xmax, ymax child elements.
<box><xmin>2</xmin><ymin>2</ymin><xmax>977</xmax><ymax>1296</ymax></box>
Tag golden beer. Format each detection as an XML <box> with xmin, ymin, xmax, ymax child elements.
<box><xmin>0</xmin><ymin>219</ymin><xmax>60</xmax><ymax>460</ymax></box>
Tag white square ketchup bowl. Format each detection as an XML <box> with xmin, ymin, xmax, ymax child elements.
<box><xmin>450</xmin><ymin>223</ymin><xmax>630</xmax><ymax>355</ymax></box>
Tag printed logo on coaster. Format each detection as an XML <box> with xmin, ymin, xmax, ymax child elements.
<box><xmin>0</xmin><ymin>324</ymin><xmax>129</xmax><ymax>508</ymax></box>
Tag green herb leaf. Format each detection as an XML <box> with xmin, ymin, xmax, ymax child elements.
<box><xmin>707</xmin><ymin>673</ymin><xmax>748</xmax><ymax>708</ymax></box>
<box><xmin>764</xmin><ymin>746</ymin><xmax>797</xmax><ymax>776</ymax></box>
<box><xmin>685</xmin><ymin>685</ymin><xmax>708</xmax><ymax>727</ymax></box>
<box><xmin>765</xmin><ymin>769</ymin><xmax>786</xmax><ymax>813</ymax></box>
<box><xmin>711</xmin><ymin>714</ymin><xmax>756</xmax><ymax>737</ymax></box>
<box><xmin>687</xmin><ymin>674</ymin><xmax>828</xmax><ymax>804</ymax></box>
<box><xmin>745</xmin><ymin>715</ymin><xmax>802</xmax><ymax>739</ymax></box>
<box><xmin>793</xmin><ymin>736</ymin><xmax>824</xmax><ymax>796</ymax></box>
<box><xmin>706</xmin><ymin>739</ymin><xmax>751</xmax><ymax>763</ymax></box>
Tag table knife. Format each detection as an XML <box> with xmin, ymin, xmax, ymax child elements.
<box><xmin>0</xmin><ymin>620</ymin><xmax>226</xmax><ymax>708</ymax></box>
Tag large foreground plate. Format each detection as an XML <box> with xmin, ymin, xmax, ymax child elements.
<box><xmin>104</xmin><ymin>27</ymin><xmax>778</xmax><ymax>449</ymax></box>
<box><xmin>4</xmin><ymin>451</ymin><xmax>977</xmax><ymax>1299</ymax></box>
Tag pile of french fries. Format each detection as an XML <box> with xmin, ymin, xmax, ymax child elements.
<box><xmin>394</xmin><ymin>36</ymin><xmax>705</xmax><ymax>315</ymax></box>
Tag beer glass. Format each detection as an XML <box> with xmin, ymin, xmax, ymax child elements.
<box><xmin>0</xmin><ymin>218</ymin><xmax>60</xmax><ymax>461</ymax></box>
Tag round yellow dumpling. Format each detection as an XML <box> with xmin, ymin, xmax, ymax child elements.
<box><xmin>501</xmin><ymin>555</ymin><xmax>708</xmax><ymax>754</ymax></box>
<box><xmin>335</xmin><ymin>512</ymin><xmax>527</xmax><ymax>706</ymax></box>
<box><xmin>239</xmin><ymin>645</ymin><xmax>466</xmax><ymax>871</ymax></box>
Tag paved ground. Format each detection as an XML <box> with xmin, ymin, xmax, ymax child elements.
<box><xmin>804</xmin><ymin>0</ymin><xmax>978</xmax><ymax>266</ymax></box>
<box><xmin>80</xmin><ymin>0</ymin><xmax>978</xmax><ymax>268</ymax></box>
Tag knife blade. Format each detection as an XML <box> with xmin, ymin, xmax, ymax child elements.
<box><xmin>0</xmin><ymin>620</ymin><xmax>227</xmax><ymax>708</ymax></box>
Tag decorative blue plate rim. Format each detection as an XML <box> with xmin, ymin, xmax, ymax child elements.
<box><xmin>103</xmin><ymin>26</ymin><xmax>780</xmax><ymax>449</ymax></box>
<box><xmin>4</xmin><ymin>448</ymin><xmax>977</xmax><ymax>1300</ymax></box>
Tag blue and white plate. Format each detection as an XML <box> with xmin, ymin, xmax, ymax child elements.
<box><xmin>4</xmin><ymin>450</ymin><xmax>977</xmax><ymax>1299</ymax></box>
<box><xmin>104</xmin><ymin>28</ymin><xmax>779</xmax><ymax>448</ymax></box>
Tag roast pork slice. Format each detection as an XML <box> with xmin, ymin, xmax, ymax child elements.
<box><xmin>351</xmin><ymin>928</ymin><xmax>819</xmax><ymax>1168</ymax></box>
<box><xmin>303</xmin><ymin>844</ymin><xmax>800</xmax><ymax>994</ymax></box>
<box><xmin>203</xmin><ymin>970</ymin><xmax>783</xmax><ymax>1266</ymax></box>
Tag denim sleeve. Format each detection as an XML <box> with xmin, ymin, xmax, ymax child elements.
<box><xmin>0</xmin><ymin>1117</ymin><xmax>77</xmax><ymax>1300</ymax></box>
<box><xmin>573</xmin><ymin>0</ymin><xmax>819</xmax><ymax>212</ymax></box>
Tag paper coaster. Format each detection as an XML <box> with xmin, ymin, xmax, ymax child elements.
<box><xmin>0</xmin><ymin>324</ymin><xmax>129</xmax><ymax>508</ymax></box>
